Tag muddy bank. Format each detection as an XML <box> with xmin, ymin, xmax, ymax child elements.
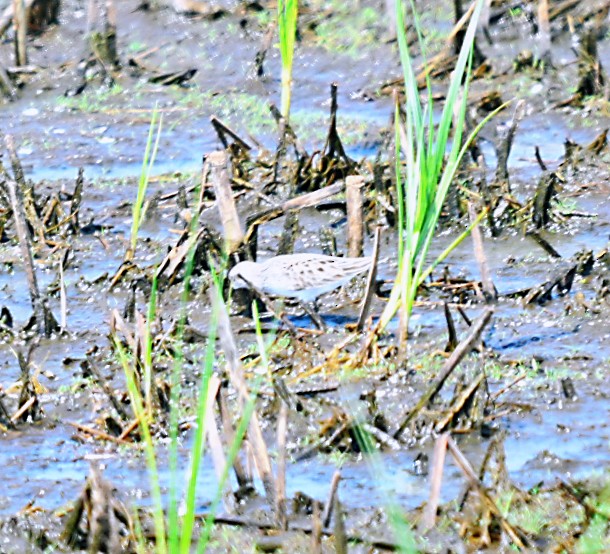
<box><xmin>1</xmin><ymin>0</ymin><xmax>610</xmax><ymax>552</ymax></box>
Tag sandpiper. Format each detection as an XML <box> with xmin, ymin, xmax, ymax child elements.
<box><xmin>228</xmin><ymin>254</ymin><xmax>371</xmax><ymax>327</ymax></box>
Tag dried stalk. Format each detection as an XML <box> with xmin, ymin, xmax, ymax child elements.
<box><xmin>447</xmin><ymin>437</ymin><xmax>527</xmax><ymax>548</ymax></box>
<box><xmin>206</xmin><ymin>151</ymin><xmax>244</xmax><ymax>255</ymax></box>
<box><xmin>5</xmin><ymin>166</ymin><xmax>57</xmax><ymax>335</ymax></box>
<box><xmin>537</xmin><ymin>0</ymin><xmax>552</xmax><ymax>67</ymax></box>
<box><xmin>394</xmin><ymin>307</ymin><xmax>494</xmax><ymax>439</ymax></box>
<box><xmin>217</xmin><ymin>386</ymin><xmax>252</xmax><ymax>489</ymax></box>
<box><xmin>322</xmin><ymin>470</ymin><xmax>341</xmax><ymax>528</ymax></box>
<box><xmin>12</xmin><ymin>0</ymin><xmax>27</xmax><ymax>66</ymax></box>
<box><xmin>212</xmin><ymin>283</ymin><xmax>276</xmax><ymax>507</ymax></box>
<box><xmin>493</xmin><ymin>101</ymin><xmax>526</xmax><ymax>191</ymax></box>
<box><xmin>203</xmin><ymin>374</ymin><xmax>224</xmax><ymax>480</ymax></box>
<box><xmin>469</xmin><ymin>202</ymin><xmax>496</xmax><ymax>302</ymax></box>
<box><xmin>333</xmin><ymin>497</ymin><xmax>347</xmax><ymax>554</ymax></box>
<box><xmin>210</xmin><ymin>116</ymin><xmax>252</xmax><ymax>152</ymax></box>
<box><xmin>276</xmin><ymin>402</ymin><xmax>288</xmax><ymax>529</ymax></box>
<box><xmin>245</xmin><ymin>181</ymin><xmax>344</xmax><ymax>243</ymax></box>
<box><xmin>0</xmin><ymin>0</ymin><xmax>34</xmax><ymax>38</ymax></box>
<box><xmin>357</xmin><ymin>225</ymin><xmax>381</xmax><ymax>330</ymax></box>
<box><xmin>345</xmin><ymin>175</ymin><xmax>364</xmax><ymax>258</ymax></box>
<box><xmin>420</xmin><ymin>432</ymin><xmax>449</xmax><ymax>531</ymax></box>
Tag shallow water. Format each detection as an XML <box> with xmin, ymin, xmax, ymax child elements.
<box><xmin>1</xmin><ymin>2</ymin><xmax>610</xmax><ymax>549</ymax></box>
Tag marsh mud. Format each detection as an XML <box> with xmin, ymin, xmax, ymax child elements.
<box><xmin>1</xmin><ymin>0</ymin><xmax>610</xmax><ymax>551</ymax></box>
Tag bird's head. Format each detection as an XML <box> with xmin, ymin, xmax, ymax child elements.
<box><xmin>228</xmin><ymin>261</ymin><xmax>259</xmax><ymax>289</ymax></box>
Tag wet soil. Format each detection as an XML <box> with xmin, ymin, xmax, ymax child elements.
<box><xmin>1</xmin><ymin>0</ymin><xmax>610</xmax><ymax>551</ymax></box>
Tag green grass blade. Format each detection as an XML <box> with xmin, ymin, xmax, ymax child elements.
<box><xmin>115</xmin><ymin>339</ymin><xmax>168</xmax><ymax>554</ymax></box>
<box><xmin>394</xmin><ymin>106</ymin><xmax>405</xmax><ymax>265</ymax></box>
<box><xmin>435</xmin><ymin>0</ymin><xmax>483</xmax><ymax>171</ymax></box>
<box><xmin>130</xmin><ymin>108</ymin><xmax>163</xmax><ymax>255</ymax></box>
<box><xmin>278</xmin><ymin>0</ymin><xmax>298</xmax><ymax>118</ymax></box>
<box><xmin>143</xmin><ymin>276</ymin><xmax>157</xmax><ymax>415</ymax></box>
<box><xmin>417</xmin><ymin>207</ymin><xmax>488</xmax><ymax>285</ymax></box>
<box><xmin>352</xmin><ymin>424</ymin><xmax>418</xmax><ymax>553</ymax></box>
<box><xmin>196</xmin><ymin>371</ymin><xmax>260</xmax><ymax>552</ymax></box>
<box><xmin>395</xmin><ymin>0</ymin><xmax>422</xmax><ymax>133</ymax></box>
<box><xmin>179</xmin><ymin>302</ymin><xmax>219</xmax><ymax>553</ymax></box>
<box><xmin>377</xmin><ymin>0</ymin><xmax>491</xmax><ymax>335</ymax></box>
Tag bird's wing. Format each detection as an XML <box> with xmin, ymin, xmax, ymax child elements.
<box><xmin>261</xmin><ymin>256</ymin><xmax>370</xmax><ymax>291</ymax></box>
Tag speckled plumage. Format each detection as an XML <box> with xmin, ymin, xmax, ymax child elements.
<box><xmin>228</xmin><ymin>254</ymin><xmax>371</xmax><ymax>302</ymax></box>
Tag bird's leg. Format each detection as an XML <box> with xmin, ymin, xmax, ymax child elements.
<box><xmin>300</xmin><ymin>300</ymin><xmax>326</xmax><ymax>330</ymax></box>
<box><xmin>237</xmin><ymin>275</ymin><xmax>299</xmax><ymax>335</ymax></box>
<box><xmin>231</xmin><ymin>287</ymin><xmax>253</xmax><ymax>316</ymax></box>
